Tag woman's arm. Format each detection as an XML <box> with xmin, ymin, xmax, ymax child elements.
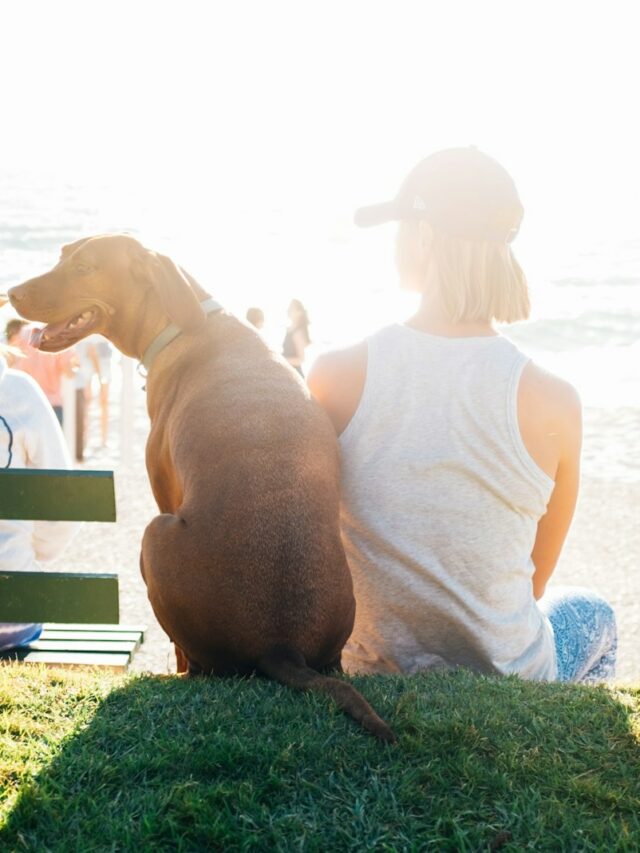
<box><xmin>522</xmin><ymin>368</ymin><xmax>582</xmax><ymax>599</ymax></box>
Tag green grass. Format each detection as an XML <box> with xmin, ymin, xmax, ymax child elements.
<box><xmin>0</xmin><ymin>667</ymin><xmax>638</xmax><ymax>851</ymax></box>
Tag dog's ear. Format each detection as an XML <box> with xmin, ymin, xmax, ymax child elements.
<box><xmin>60</xmin><ymin>237</ymin><xmax>92</xmax><ymax>260</ymax></box>
<box><xmin>131</xmin><ymin>250</ymin><xmax>206</xmax><ymax>333</ymax></box>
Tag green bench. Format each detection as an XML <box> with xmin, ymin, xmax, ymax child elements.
<box><xmin>0</xmin><ymin>469</ymin><xmax>145</xmax><ymax>672</ymax></box>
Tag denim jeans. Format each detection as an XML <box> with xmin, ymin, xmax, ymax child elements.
<box><xmin>539</xmin><ymin>586</ymin><xmax>617</xmax><ymax>683</ymax></box>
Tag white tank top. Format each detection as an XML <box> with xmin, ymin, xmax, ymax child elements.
<box><xmin>339</xmin><ymin>324</ymin><xmax>557</xmax><ymax>680</ymax></box>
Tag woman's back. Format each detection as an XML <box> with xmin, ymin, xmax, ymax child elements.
<box><xmin>337</xmin><ymin>325</ymin><xmax>556</xmax><ymax>679</ymax></box>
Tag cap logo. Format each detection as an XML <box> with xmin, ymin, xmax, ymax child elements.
<box><xmin>412</xmin><ymin>196</ymin><xmax>427</xmax><ymax>211</ymax></box>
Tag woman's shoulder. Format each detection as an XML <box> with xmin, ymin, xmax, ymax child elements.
<box><xmin>518</xmin><ymin>359</ymin><xmax>582</xmax><ymax>474</ymax></box>
<box><xmin>519</xmin><ymin>360</ymin><xmax>581</xmax><ymax>424</ymax></box>
<box><xmin>307</xmin><ymin>340</ymin><xmax>368</xmax><ymax>435</ymax></box>
<box><xmin>308</xmin><ymin>324</ymin><xmax>398</xmax><ymax>381</ymax></box>
<box><xmin>309</xmin><ymin>339</ymin><xmax>367</xmax><ymax>376</ymax></box>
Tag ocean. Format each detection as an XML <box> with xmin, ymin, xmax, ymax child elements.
<box><xmin>1</xmin><ymin>170</ymin><xmax>638</xmax><ymax>484</ymax></box>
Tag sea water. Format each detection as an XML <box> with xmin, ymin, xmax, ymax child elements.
<box><xmin>1</xmin><ymin>170</ymin><xmax>638</xmax><ymax>483</ymax></box>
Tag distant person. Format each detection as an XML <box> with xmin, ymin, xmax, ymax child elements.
<box><xmin>309</xmin><ymin>147</ymin><xmax>616</xmax><ymax>684</ymax></box>
<box><xmin>0</xmin><ymin>346</ymin><xmax>78</xmax><ymax>652</ymax></box>
<box><xmin>82</xmin><ymin>334</ymin><xmax>112</xmax><ymax>449</ymax></box>
<box><xmin>4</xmin><ymin>318</ymin><xmax>27</xmax><ymax>358</ymax></box>
<box><xmin>246</xmin><ymin>307</ymin><xmax>265</xmax><ymax>330</ymax></box>
<box><xmin>282</xmin><ymin>299</ymin><xmax>311</xmax><ymax>376</ymax></box>
<box><xmin>5</xmin><ymin>318</ymin><xmax>75</xmax><ymax>426</ymax></box>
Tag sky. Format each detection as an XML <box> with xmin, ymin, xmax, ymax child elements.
<box><xmin>1</xmin><ymin>0</ymin><xmax>639</xmax><ymax>237</ymax></box>
<box><xmin>1</xmin><ymin>0</ymin><xmax>639</xmax><ymax>341</ymax></box>
<box><xmin>0</xmin><ymin>3</ymin><xmax>637</xmax><ymax>481</ymax></box>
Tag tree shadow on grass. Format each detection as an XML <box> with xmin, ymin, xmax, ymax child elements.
<box><xmin>1</xmin><ymin>670</ymin><xmax>639</xmax><ymax>852</ymax></box>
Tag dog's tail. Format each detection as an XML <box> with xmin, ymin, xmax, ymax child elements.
<box><xmin>257</xmin><ymin>647</ymin><xmax>396</xmax><ymax>743</ymax></box>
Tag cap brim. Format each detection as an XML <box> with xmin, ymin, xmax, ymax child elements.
<box><xmin>353</xmin><ymin>200</ymin><xmax>398</xmax><ymax>228</ymax></box>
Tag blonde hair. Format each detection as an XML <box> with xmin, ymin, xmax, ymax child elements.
<box><xmin>430</xmin><ymin>229</ymin><xmax>530</xmax><ymax>324</ymax></box>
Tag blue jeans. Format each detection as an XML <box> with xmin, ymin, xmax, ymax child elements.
<box><xmin>539</xmin><ymin>587</ymin><xmax>617</xmax><ymax>683</ymax></box>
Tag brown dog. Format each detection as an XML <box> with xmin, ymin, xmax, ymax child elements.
<box><xmin>9</xmin><ymin>234</ymin><xmax>394</xmax><ymax>742</ymax></box>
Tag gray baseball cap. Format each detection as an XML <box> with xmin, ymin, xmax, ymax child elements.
<box><xmin>354</xmin><ymin>147</ymin><xmax>524</xmax><ymax>243</ymax></box>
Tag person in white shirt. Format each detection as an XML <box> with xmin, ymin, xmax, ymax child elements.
<box><xmin>0</xmin><ymin>349</ymin><xmax>78</xmax><ymax>651</ymax></box>
<box><xmin>309</xmin><ymin>147</ymin><xmax>616</xmax><ymax>683</ymax></box>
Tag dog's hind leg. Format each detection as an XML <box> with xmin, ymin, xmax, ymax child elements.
<box><xmin>318</xmin><ymin>656</ymin><xmax>343</xmax><ymax>675</ymax></box>
<box><xmin>175</xmin><ymin>645</ymin><xmax>190</xmax><ymax>674</ymax></box>
<box><xmin>141</xmin><ymin>513</ymin><xmax>202</xmax><ymax>664</ymax></box>
<box><xmin>141</xmin><ymin>541</ymin><xmax>193</xmax><ymax>675</ymax></box>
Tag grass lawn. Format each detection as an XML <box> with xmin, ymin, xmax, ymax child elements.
<box><xmin>0</xmin><ymin>666</ymin><xmax>638</xmax><ymax>851</ymax></box>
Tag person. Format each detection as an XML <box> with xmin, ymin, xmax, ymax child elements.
<box><xmin>282</xmin><ymin>299</ymin><xmax>311</xmax><ymax>375</ymax></box>
<box><xmin>5</xmin><ymin>318</ymin><xmax>75</xmax><ymax>426</ymax></box>
<box><xmin>245</xmin><ymin>306</ymin><xmax>265</xmax><ymax>330</ymax></box>
<box><xmin>0</xmin><ymin>345</ymin><xmax>78</xmax><ymax>652</ymax></box>
<box><xmin>82</xmin><ymin>335</ymin><xmax>112</xmax><ymax>449</ymax></box>
<box><xmin>308</xmin><ymin>147</ymin><xmax>616</xmax><ymax>684</ymax></box>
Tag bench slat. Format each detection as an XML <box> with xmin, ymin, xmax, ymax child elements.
<box><xmin>40</xmin><ymin>630</ymin><xmax>143</xmax><ymax>644</ymax></box>
<box><xmin>27</xmin><ymin>639</ymin><xmax>138</xmax><ymax>653</ymax></box>
<box><xmin>0</xmin><ymin>469</ymin><xmax>116</xmax><ymax>521</ymax></box>
<box><xmin>0</xmin><ymin>572</ymin><xmax>119</xmax><ymax>624</ymax></box>
<box><xmin>42</xmin><ymin>623</ymin><xmax>146</xmax><ymax>636</ymax></box>
<box><xmin>0</xmin><ymin>651</ymin><xmax>131</xmax><ymax>671</ymax></box>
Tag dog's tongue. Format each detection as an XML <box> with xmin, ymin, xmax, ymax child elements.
<box><xmin>29</xmin><ymin>320</ymin><xmax>69</xmax><ymax>349</ymax></box>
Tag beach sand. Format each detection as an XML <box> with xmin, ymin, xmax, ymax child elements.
<box><xmin>52</xmin><ymin>377</ymin><xmax>640</xmax><ymax>683</ymax></box>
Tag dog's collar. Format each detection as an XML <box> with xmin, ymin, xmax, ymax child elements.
<box><xmin>139</xmin><ymin>297</ymin><xmax>223</xmax><ymax>373</ymax></box>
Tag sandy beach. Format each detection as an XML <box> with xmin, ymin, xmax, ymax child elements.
<box><xmin>52</xmin><ymin>375</ymin><xmax>640</xmax><ymax>683</ymax></box>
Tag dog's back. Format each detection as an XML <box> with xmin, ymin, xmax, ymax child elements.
<box><xmin>143</xmin><ymin>316</ymin><xmax>343</xmax><ymax>649</ymax></box>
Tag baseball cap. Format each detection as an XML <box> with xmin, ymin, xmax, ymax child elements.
<box><xmin>354</xmin><ymin>147</ymin><xmax>524</xmax><ymax>243</ymax></box>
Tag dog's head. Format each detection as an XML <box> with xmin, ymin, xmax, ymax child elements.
<box><xmin>8</xmin><ymin>234</ymin><xmax>208</xmax><ymax>357</ymax></box>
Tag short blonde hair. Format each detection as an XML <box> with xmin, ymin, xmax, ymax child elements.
<box><xmin>430</xmin><ymin>229</ymin><xmax>530</xmax><ymax>324</ymax></box>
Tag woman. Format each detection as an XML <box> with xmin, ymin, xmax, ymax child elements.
<box><xmin>282</xmin><ymin>299</ymin><xmax>311</xmax><ymax>375</ymax></box>
<box><xmin>0</xmin><ymin>344</ymin><xmax>77</xmax><ymax>651</ymax></box>
<box><xmin>308</xmin><ymin>147</ymin><xmax>616</xmax><ymax>683</ymax></box>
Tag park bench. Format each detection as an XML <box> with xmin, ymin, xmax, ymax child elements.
<box><xmin>0</xmin><ymin>469</ymin><xmax>145</xmax><ymax>672</ymax></box>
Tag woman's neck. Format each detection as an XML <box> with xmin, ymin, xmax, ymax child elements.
<box><xmin>406</xmin><ymin>292</ymin><xmax>497</xmax><ymax>338</ymax></box>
